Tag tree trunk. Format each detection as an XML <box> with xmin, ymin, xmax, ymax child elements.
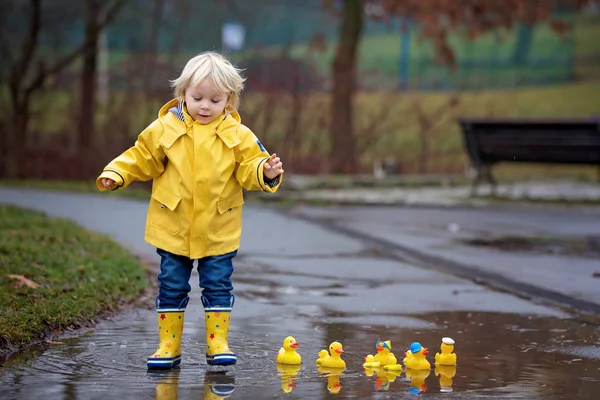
<box><xmin>329</xmin><ymin>0</ymin><xmax>363</xmax><ymax>173</ymax></box>
<box><xmin>78</xmin><ymin>0</ymin><xmax>100</xmax><ymax>151</ymax></box>
<box><xmin>4</xmin><ymin>100</ymin><xmax>30</xmax><ymax>179</ymax></box>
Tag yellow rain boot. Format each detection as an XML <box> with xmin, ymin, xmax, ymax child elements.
<box><xmin>148</xmin><ymin>299</ymin><xmax>187</xmax><ymax>369</ymax></box>
<box><xmin>204</xmin><ymin>300</ymin><xmax>236</xmax><ymax>366</ymax></box>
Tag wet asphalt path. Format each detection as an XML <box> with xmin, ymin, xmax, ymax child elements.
<box><xmin>0</xmin><ymin>188</ymin><xmax>599</xmax><ymax>399</ymax></box>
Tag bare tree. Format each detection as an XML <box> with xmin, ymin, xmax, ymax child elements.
<box><xmin>78</xmin><ymin>0</ymin><xmax>128</xmax><ymax>151</ymax></box>
<box><xmin>1</xmin><ymin>0</ymin><xmax>127</xmax><ymax>178</ymax></box>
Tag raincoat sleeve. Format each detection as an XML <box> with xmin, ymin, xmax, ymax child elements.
<box><xmin>96</xmin><ymin>119</ymin><xmax>166</xmax><ymax>191</ymax></box>
<box><xmin>234</xmin><ymin>125</ymin><xmax>282</xmax><ymax>193</ymax></box>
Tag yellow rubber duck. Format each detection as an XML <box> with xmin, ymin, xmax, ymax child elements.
<box><xmin>405</xmin><ymin>368</ymin><xmax>431</xmax><ymax>395</ymax></box>
<box><xmin>435</xmin><ymin>337</ymin><xmax>457</xmax><ymax>366</ymax></box>
<box><xmin>315</xmin><ymin>341</ymin><xmax>346</xmax><ymax>369</ymax></box>
<box><xmin>435</xmin><ymin>364</ymin><xmax>457</xmax><ymax>392</ymax></box>
<box><xmin>403</xmin><ymin>342</ymin><xmax>431</xmax><ymax>370</ymax></box>
<box><xmin>364</xmin><ymin>339</ymin><xmax>402</xmax><ymax>371</ymax></box>
<box><xmin>276</xmin><ymin>363</ymin><xmax>301</xmax><ymax>393</ymax></box>
<box><xmin>402</xmin><ymin>349</ymin><xmax>413</xmax><ymax>366</ymax></box>
<box><xmin>318</xmin><ymin>366</ymin><xmax>343</xmax><ymax>394</ymax></box>
<box><xmin>363</xmin><ymin>354</ymin><xmax>381</xmax><ymax>368</ymax></box>
<box><xmin>276</xmin><ymin>336</ymin><xmax>302</xmax><ymax>365</ymax></box>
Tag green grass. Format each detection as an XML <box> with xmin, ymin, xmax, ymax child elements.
<box><xmin>0</xmin><ymin>205</ymin><xmax>149</xmax><ymax>356</ymax></box>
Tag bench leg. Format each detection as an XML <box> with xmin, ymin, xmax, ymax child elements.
<box><xmin>470</xmin><ymin>167</ymin><xmax>482</xmax><ymax>197</ymax></box>
<box><xmin>485</xmin><ymin>167</ymin><xmax>498</xmax><ymax>196</ymax></box>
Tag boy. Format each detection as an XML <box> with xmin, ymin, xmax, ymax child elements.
<box><xmin>96</xmin><ymin>52</ymin><xmax>283</xmax><ymax>368</ymax></box>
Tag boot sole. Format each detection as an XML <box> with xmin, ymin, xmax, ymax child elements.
<box><xmin>206</xmin><ymin>354</ymin><xmax>237</xmax><ymax>366</ymax></box>
<box><xmin>147</xmin><ymin>355</ymin><xmax>181</xmax><ymax>369</ymax></box>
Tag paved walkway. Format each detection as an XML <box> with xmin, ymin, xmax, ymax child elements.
<box><xmin>1</xmin><ymin>187</ymin><xmax>598</xmax><ymax>399</ymax></box>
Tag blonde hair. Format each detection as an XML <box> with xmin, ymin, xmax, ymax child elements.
<box><xmin>170</xmin><ymin>52</ymin><xmax>245</xmax><ymax>109</ymax></box>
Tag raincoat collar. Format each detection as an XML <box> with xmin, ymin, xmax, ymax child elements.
<box><xmin>158</xmin><ymin>98</ymin><xmax>242</xmax><ymax>148</ymax></box>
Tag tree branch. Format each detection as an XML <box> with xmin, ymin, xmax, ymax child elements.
<box><xmin>24</xmin><ymin>0</ymin><xmax>128</xmax><ymax>95</ymax></box>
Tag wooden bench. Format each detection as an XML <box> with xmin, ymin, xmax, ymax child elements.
<box><xmin>458</xmin><ymin>118</ymin><xmax>600</xmax><ymax>196</ymax></box>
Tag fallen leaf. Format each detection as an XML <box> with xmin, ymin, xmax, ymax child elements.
<box><xmin>7</xmin><ymin>274</ymin><xmax>40</xmax><ymax>289</ymax></box>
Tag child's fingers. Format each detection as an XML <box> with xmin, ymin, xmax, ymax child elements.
<box><xmin>264</xmin><ymin>163</ymin><xmax>271</xmax><ymax>170</ymax></box>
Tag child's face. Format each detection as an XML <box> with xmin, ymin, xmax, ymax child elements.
<box><xmin>184</xmin><ymin>79</ymin><xmax>229</xmax><ymax>124</ymax></box>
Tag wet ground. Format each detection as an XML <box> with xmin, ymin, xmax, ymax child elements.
<box><xmin>1</xmin><ymin>189</ymin><xmax>599</xmax><ymax>399</ymax></box>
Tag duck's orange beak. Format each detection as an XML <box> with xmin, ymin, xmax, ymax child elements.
<box><xmin>376</xmin><ymin>344</ymin><xmax>383</xmax><ymax>351</ymax></box>
<box><xmin>290</xmin><ymin>342</ymin><xmax>299</xmax><ymax>348</ymax></box>
<box><xmin>288</xmin><ymin>382</ymin><xmax>296</xmax><ymax>388</ymax></box>
<box><xmin>335</xmin><ymin>348</ymin><xmax>344</xmax><ymax>354</ymax></box>
<box><xmin>423</xmin><ymin>348</ymin><xmax>429</xmax><ymax>355</ymax></box>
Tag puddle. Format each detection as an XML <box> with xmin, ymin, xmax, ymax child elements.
<box><xmin>1</xmin><ymin>309</ymin><xmax>599</xmax><ymax>399</ymax></box>
<box><xmin>460</xmin><ymin>235</ymin><xmax>600</xmax><ymax>259</ymax></box>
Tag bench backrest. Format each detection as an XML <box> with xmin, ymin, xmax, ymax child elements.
<box><xmin>459</xmin><ymin>119</ymin><xmax>600</xmax><ymax>166</ymax></box>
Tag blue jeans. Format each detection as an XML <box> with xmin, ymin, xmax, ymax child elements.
<box><xmin>156</xmin><ymin>248</ymin><xmax>236</xmax><ymax>309</ymax></box>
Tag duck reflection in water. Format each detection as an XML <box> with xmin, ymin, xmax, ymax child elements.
<box><xmin>435</xmin><ymin>364</ymin><xmax>457</xmax><ymax>393</ymax></box>
<box><xmin>317</xmin><ymin>366</ymin><xmax>344</xmax><ymax>394</ymax></box>
<box><xmin>276</xmin><ymin>363</ymin><xmax>302</xmax><ymax>393</ymax></box>
<box><xmin>363</xmin><ymin>367</ymin><xmax>402</xmax><ymax>391</ymax></box>
<box><xmin>405</xmin><ymin>368</ymin><xmax>431</xmax><ymax>395</ymax></box>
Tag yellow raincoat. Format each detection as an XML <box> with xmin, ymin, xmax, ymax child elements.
<box><xmin>96</xmin><ymin>98</ymin><xmax>281</xmax><ymax>258</ymax></box>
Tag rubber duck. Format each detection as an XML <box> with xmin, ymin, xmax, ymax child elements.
<box><xmin>363</xmin><ymin>354</ymin><xmax>381</xmax><ymax>368</ymax></box>
<box><xmin>402</xmin><ymin>349</ymin><xmax>413</xmax><ymax>366</ymax></box>
<box><xmin>435</xmin><ymin>364</ymin><xmax>457</xmax><ymax>392</ymax></box>
<box><xmin>435</xmin><ymin>337</ymin><xmax>457</xmax><ymax>366</ymax></box>
<box><xmin>276</xmin><ymin>363</ymin><xmax>301</xmax><ymax>393</ymax></box>
<box><xmin>363</xmin><ymin>339</ymin><xmax>401</xmax><ymax>370</ymax></box>
<box><xmin>315</xmin><ymin>341</ymin><xmax>346</xmax><ymax>369</ymax></box>
<box><xmin>276</xmin><ymin>336</ymin><xmax>302</xmax><ymax>365</ymax></box>
<box><xmin>403</xmin><ymin>342</ymin><xmax>430</xmax><ymax>370</ymax></box>
<box><xmin>318</xmin><ymin>366</ymin><xmax>343</xmax><ymax>394</ymax></box>
<box><xmin>405</xmin><ymin>368</ymin><xmax>431</xmax><ymax>395</ymax></box>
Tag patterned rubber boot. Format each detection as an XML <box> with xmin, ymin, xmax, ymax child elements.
<box><xmin>203</xmin><ymin>296</ymin><xmax>236</xmax><ymax>366</ymax></box>
<box><xmin>147</xmin><ymin>298</ymin><xmax>188</xmax><ymax>369</ymax></box>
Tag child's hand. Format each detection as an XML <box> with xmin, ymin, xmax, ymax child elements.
<box><xmin>102</xmin><ymin>178</ymin><xmax>116</xmax><ymax>190</ymax></box>
<box><xmin>263</xmin><ymin>153</ymin><xmax>284</xmax><ymax>180</ymax></box>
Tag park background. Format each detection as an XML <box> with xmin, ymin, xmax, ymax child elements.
<box><xmin>1</xmin><ymin>0</ymin><xmax>599</xmax><ymax>183</ymax></box>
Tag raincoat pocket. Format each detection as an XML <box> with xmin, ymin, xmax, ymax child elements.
<box><xmin>215</xmin><ymin>190</ymin><xmax>244</xmax><ymax>238</ymax></box>
<box><xmin>149</xmin><ymin>185</ymin><xmax>181</xmax><ymax>235</ymax></box>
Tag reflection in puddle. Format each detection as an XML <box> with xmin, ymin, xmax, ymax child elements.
<box><xmin>435</xmin><ymin>364</ymin><xmax>457</xmax><ymax>392</ymax></box>
<box><xmin>317</xmin><ymin>366</ymin><xmax>344</xmax><ymax>395</ymax></box>
<box><xmin>363</xmin><ymin>367</ymin><xmax>402</xmax><ymax>392</ymax></box>
<box><xmin>405</xmin><ymin>368</ymin><xmax>431</xmax><ymax>394</ymax></box>
<box><xmin>147</xmin><ymin>369</ymin><xmax>180</xmax><ymax>400</ymax></box>
<box><xmin>203</xmin><ymin>372</ymin><xmax>235</xmax><ymax>400</ymax></box>
<box><xmin>276</xmin><ymin>363</ymin><xmax>301</xmax><ymax>393</ymax></box>
<box><xmin>1</xmin><ymin>310</ymin><xmax>599</xmax><ymax>398</ymax></box>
